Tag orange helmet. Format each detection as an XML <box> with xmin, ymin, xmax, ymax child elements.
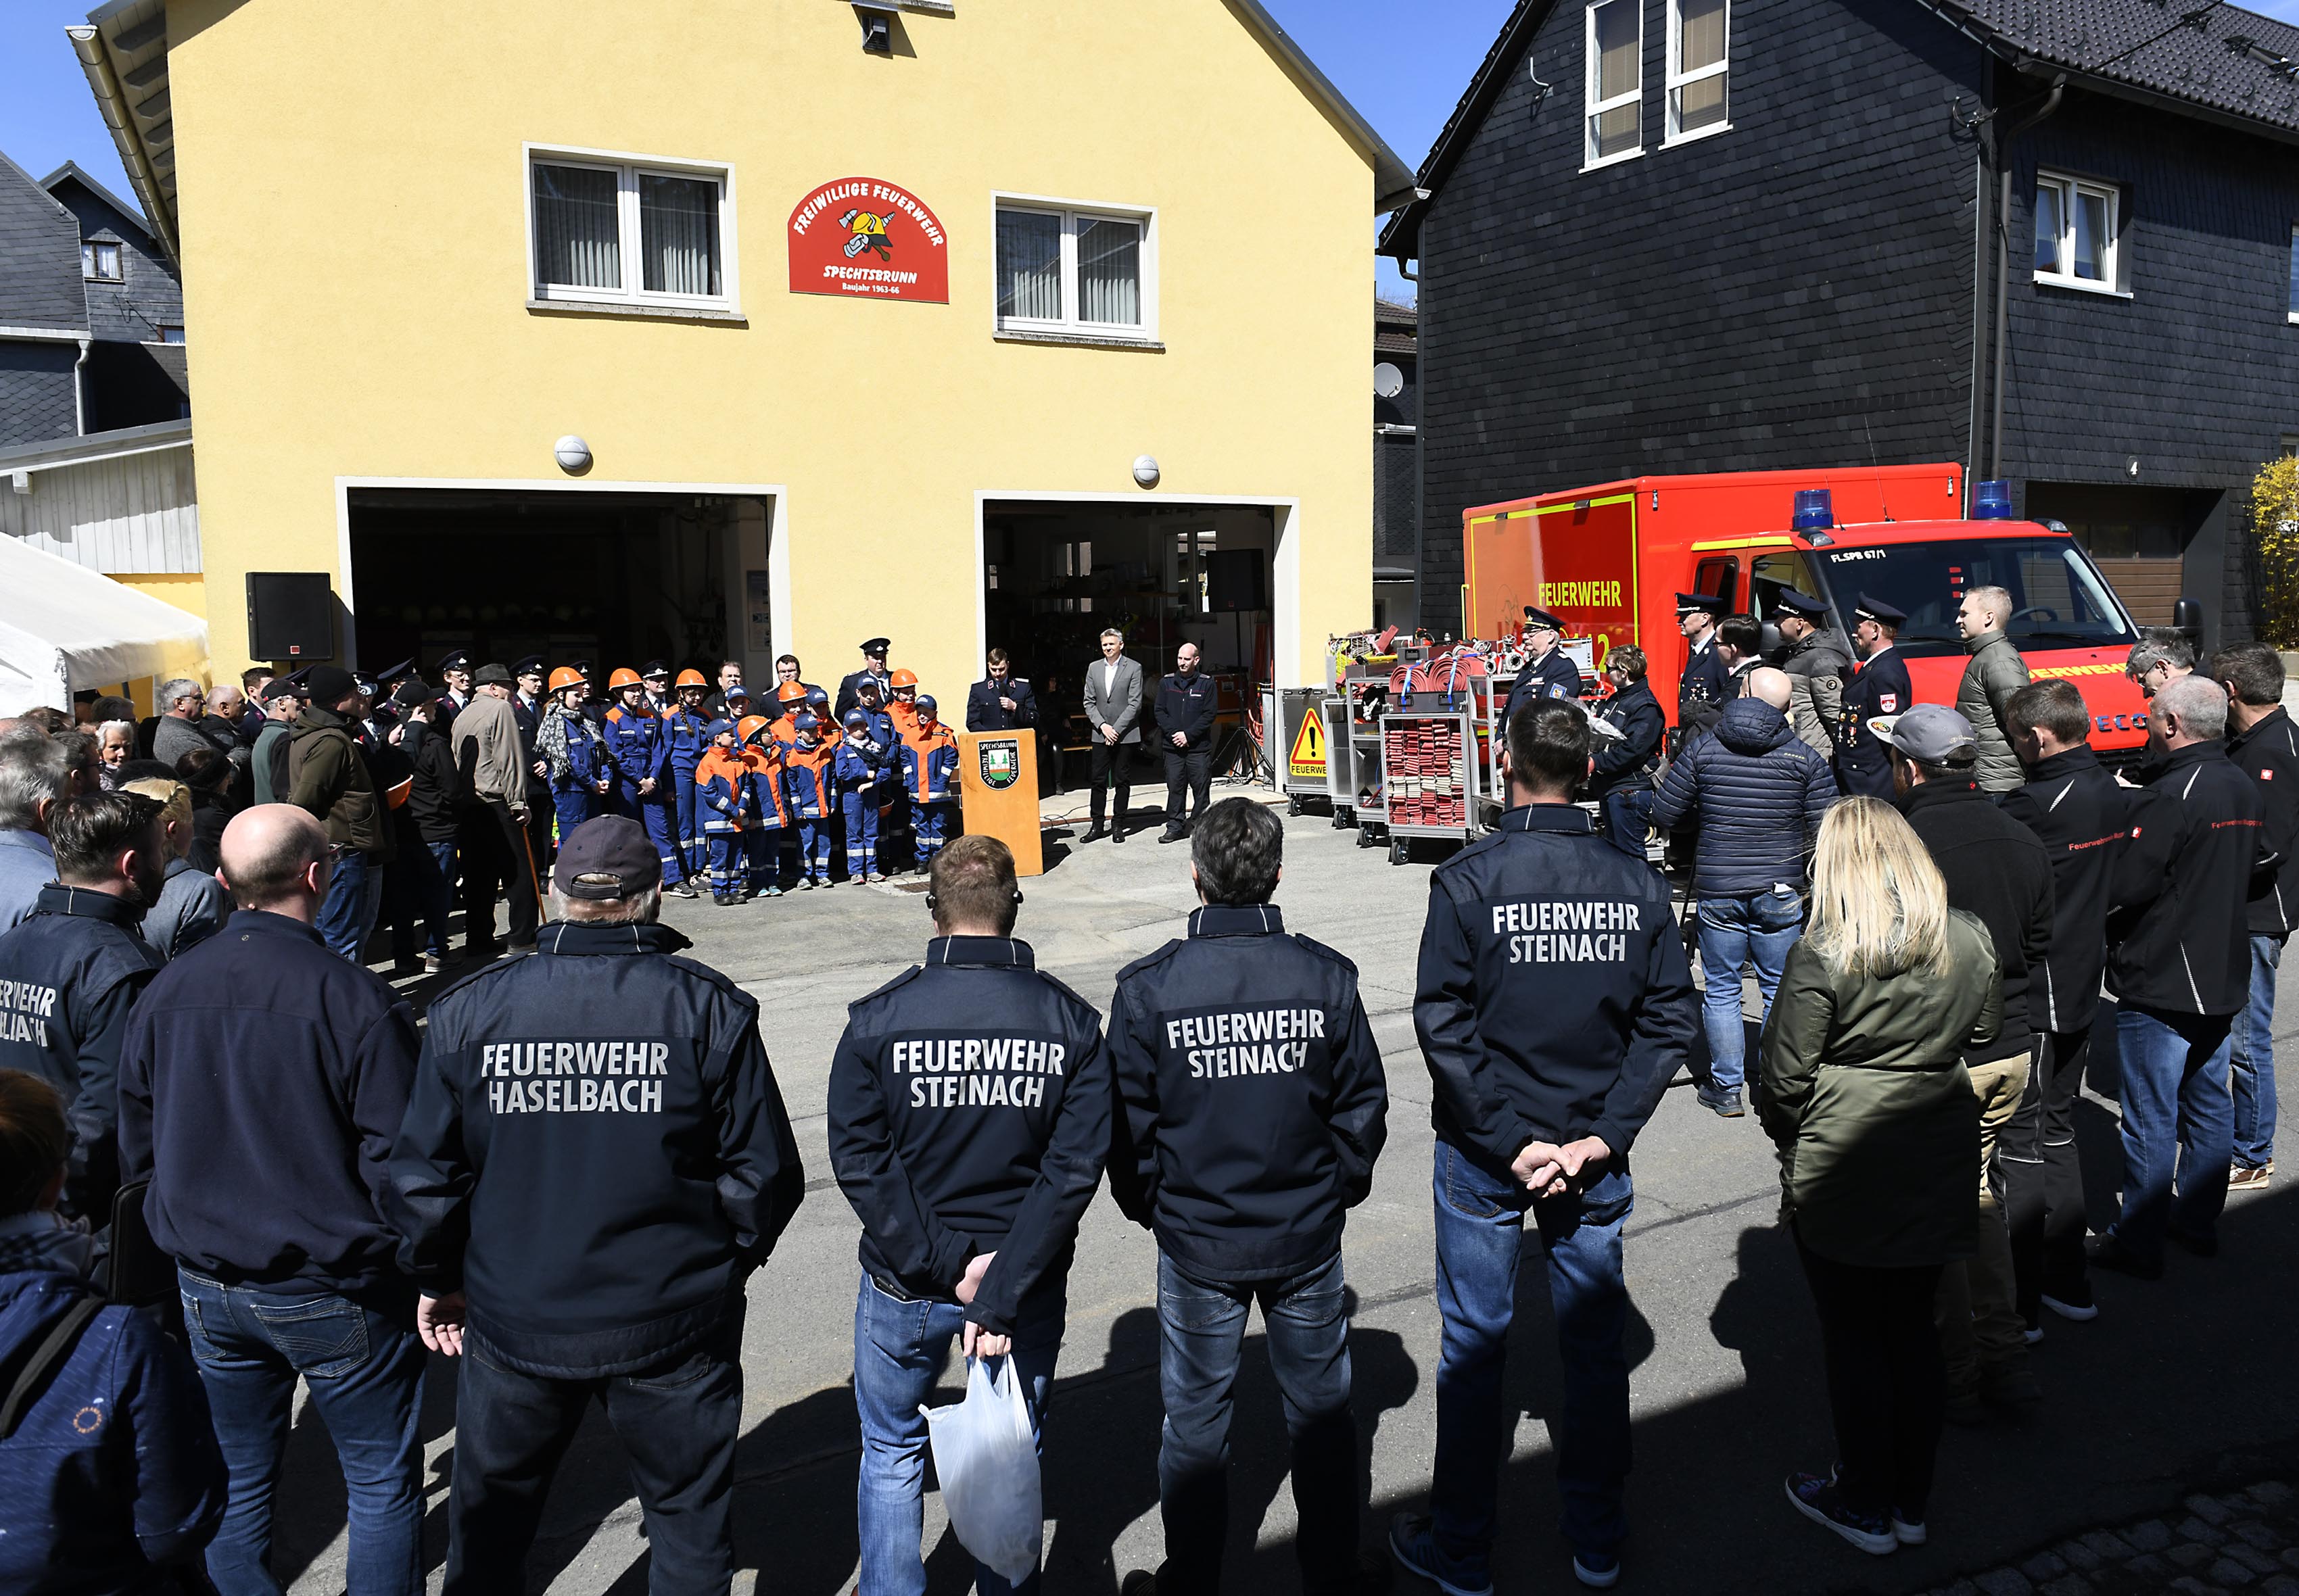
<box><xmin>608</xmin><ymin>667</ymin><xmax>643</xmax><ymax>690</ymax></box>
<box><xmin>736</xmin><ymin>714</ymin><xmax>771</xmax><ymax>745</ymax></box>
<box><xmin>889</xmin><ymin>669</ymin><xmax>919</xmax><ymax>690</ymax></box>
<box><xmin>675</xmin><ymin>668</ymin><xmax>708</xmax><ymax>690</ymax></box>
<box><xmin>548</xmin><ymin>666</ymin><xmax>584</xmax><ymax>693</ymax></box>
<box><xmin>776</xmin><ymin>681</ymin><xmax>808</xmax><ymax>705</ymax></box>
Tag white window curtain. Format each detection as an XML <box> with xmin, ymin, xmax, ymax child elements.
<box><xmin>997</xmin><ymin>210</ymin><xmax>1063</xmax><ymax>320</ymax></box>
<box><xmin>534</xmin><ymin>164</ymin><xmax>621</xmax><ymax>289</ymax></box>
<box><xmin>1587</xmin><ymin>0</ymin><xmax>1642</xmax><ymax>161</ymax></box>
<box><xmin>641</xmin><ymin>174</ymin><xmax>721</xmax><ymax>296</ymax></box>
<box><xmin>1078</xmin><ymin>218</ymin><xmax>1141</xmax><ymax>326</ymax></box>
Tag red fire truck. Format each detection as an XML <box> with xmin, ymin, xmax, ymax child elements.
<box><xmin>1461</xmin><ymin>464</ymin><xmax>2156</xmax><ymax>758</ymax></box>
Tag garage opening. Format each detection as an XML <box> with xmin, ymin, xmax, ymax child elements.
<box><xmin>981</xmin><ymin>499</ymin><xmax>1276</xmax><ymax>791</ymax></box>
<box><xmin>345</xmin><ymin>487</ymin><xmax>772</xmax><ymax>679</ymax></box>
<box><xmin>2023</xmin><ymin>482</ymin><xmax>2219</xmax><ymax>627</ymax></box>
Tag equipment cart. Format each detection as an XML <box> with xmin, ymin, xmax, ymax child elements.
<box><xmin>1379</xmin><ymin>710</ymin><xmax>1480</xmax><ymax>865</ymax></box>
<box><xmin>1271</xmin><ymin>687</ymin><xmax>1335</xmax><ymax>815</ymax></box>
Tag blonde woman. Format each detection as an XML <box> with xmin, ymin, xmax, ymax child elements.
<box><xmin>1757</xmin><ymin>796</ymin><xmax>1999</xmax><ymax>1557</ymax></box>
<box><xmin>116</xmin><ymin>775</ymin><xmax>231</xmax><ymax>961</ymax></box>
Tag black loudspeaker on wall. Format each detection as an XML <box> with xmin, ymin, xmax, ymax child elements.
<box><xmin>1205</xmin><ymin>549</ymin><xmax>1266</xmax><ymax>613</ymax></box>
<box><xmin>245</xmin><ymin>573</ymin><xmax>338</xmax><ymax>662</ymax></box>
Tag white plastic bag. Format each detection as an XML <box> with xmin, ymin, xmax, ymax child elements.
<box><xmin>920</xmin><ymin>1354</ymin><xmax>1042</xmax><ymax>1584</ymax></box>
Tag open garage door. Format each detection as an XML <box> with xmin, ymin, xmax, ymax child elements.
<box><xmin>346</xmin><ymin>487</ymin><xmax>772</xmax><ymax>679</ymax></box>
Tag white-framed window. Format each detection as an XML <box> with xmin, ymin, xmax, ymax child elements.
<box><xmin>81</xmin><ymin>241</ymin><xmax>121</xmax><ymax>281</ymax></box>
<box><xmin>992</xmin><ymin>196</ymin><xmax>1158</xmax><ymax>341</ymax></box>
<box><xmin>525</xmin><ymin>145</ymin><xmax>737</xmax><ymax>311</ymax></box>
<box><xmin>1584</xmin><ymin>0</ymin><xmax>1643</xmax><ymax>169</ymax></box>
<box><xmin>1666</xmin><ymin>0</ymin><xmax>1729</xmax><ymax>142</ymax></box>
<box><xmin>2033</xmin><ymin>172</ymin><xmax>2124</xmax><ymax>294</ymax></box>
<box><xmin>155</xmin><ymin>324</ymin><xmax>184</xmax><ymax>345</ymax></box>
<box><xmin>2287</xmin><ymin>223</ymin><xmax>2298</xmax><ymax>323</ymax></box>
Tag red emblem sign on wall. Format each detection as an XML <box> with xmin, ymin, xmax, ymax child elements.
<box><xmin>788</xmin><ymin>178</ymin><xmax>949</xmax><ymax>304</ymax></box>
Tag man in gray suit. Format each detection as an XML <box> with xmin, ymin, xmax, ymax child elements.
<box><xmin>1083</xmin><ymin>627</ymin><xmax>1143</xmax><ymax>842</ymax></box>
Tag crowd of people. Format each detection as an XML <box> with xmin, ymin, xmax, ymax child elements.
<box><xmin>0</xmin><ymin>586</ymin><xmax>2287</xmax><ymax>1596</ymax></box>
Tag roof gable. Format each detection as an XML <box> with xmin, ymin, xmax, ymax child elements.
<box><xmin>41</xmin><ymin>160</ymin><xmax>155</xmax><ymax>249</ymax></box>
<box><xmin>0</xmin><ymin>149</ymin><xmax>90</xmax><ymax>334</ymax></box>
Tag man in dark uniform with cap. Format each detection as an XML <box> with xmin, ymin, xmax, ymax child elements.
<box><xmin>1675</xmin><ymin>593</ymin><xmax>1728</xmax><ymax>740</ymax></box>
<box><xmin>1834</xmin><ymin>593</ymin><xmax>1912</xmax><ymax>800</ymax></box>
<box><xmin>437</xmin><ymin>651</ymin><xmax>475</xmax><ymax>730</ymax></box>
<box><xmin>389</xmin><ymin>815</ymin><xmax>805</xmax><ymax>1593</ymax></box>
<box><xmin>640</xmin><ymin>661</ymin><xmax>673</xmax><ymax>717</ymax></box>
<box><xmin>838</xmin><ymin>638</ymin><xmax>893</xmax><ymax>719</ymax></box>
<box><xmin>1500</xmin><ymin>608</ymin><xmax>1584</xmax><ymax>734</ymax></box>
<box><xmin>1770</xmin><ymin>589</ymin><xmax>1853</xmax><ymax>757</ymax></box>
<box><xmin>511</xmin><ymin>656</ymin><xmax>554</xmax><ymax>872</ymax></box>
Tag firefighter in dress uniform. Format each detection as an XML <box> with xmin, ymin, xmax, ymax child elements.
<box><xmin>836</xmin><ymin>638</ymin><xmax>893</xmax><ymax>721</ymax></box>
<box><xmin>511</xmin><ymin>655</ymin><xmax>555</xmax><ymax>871</ymax></box>
<box><xmin>1834</xmin><ymin>592</ymin><xmax>1913</xmax><ymax>801</ymax></box>
<box><xmin>1674</xmin><ymin>593</ymin><xmax>1730</xmax><ymax>744</ymax></box>
<box><xmin>1500</xmin><ymin>607</ymin><xmax>1584</xmax><ymax>734</ymax></box>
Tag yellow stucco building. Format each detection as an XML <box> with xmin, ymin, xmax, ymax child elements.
<box><xmin>72</xmin><ymin>0</ymin><xmax>1413</xmax><ymax>723</ymax></box>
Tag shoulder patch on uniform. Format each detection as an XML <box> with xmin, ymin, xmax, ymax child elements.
<box><xmin>848</xmin><ymin>964</ymin><xmax>926</xmax><ymax>1013</ymax></box>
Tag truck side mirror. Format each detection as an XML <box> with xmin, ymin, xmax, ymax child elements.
<box><xmin>1759</xmin><ymin>621</ymin><xmax>1784</xmax><ymax>656</ymax></box>
<box><xmin>2170</xmin><ymin>598</ymin><xmax>2202</xmax><ymax>638</ymax></box>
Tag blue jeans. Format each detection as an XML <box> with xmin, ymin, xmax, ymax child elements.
<box><xmin>2108</xmin><ymin>1004</ymin><xmax>2235</xmax><ymax>1267</ymax></box>
<box><xmin>1429</xmin><ymin>1140</ymin><xmax>1634</xmax><ymax>1584</ymax></box>
<box><xmin>853</xmin><ymin>1274</ymin><xmax>1063</xmax><ymax>1596</ymax></box>
<box><xmin>1598</xmin><ymin>787</ymin><xmax>1655</xmax><ymax>865</ymax></box>
<box><xmin>315</xmin><ymin>848</ymin><xmax>372</xmax><ymax>964</ymax></box>
<box><xmin>1695</xmin><ymin>887</ymin><xmax>1804</xmax><ymax>1096</ymax></box>
<box><xmin>1156</xmin><ymin>1250</ymin><xmax>1358</xmax><ymax>1595</ymax></box>
<box><xmin>401</xmin><ymin>840</ymin><xmax>454</xmax><ymax>958</ymax></box>
<box><xmin>176</xmin><ymin>1269</ymin><xmax>425</xmax><ymax>1596</ymax></box>
<box><xmin>2231</xmin><ymin>934</ymin><xmax>2283</xmax><ymax>1169</ymax></box>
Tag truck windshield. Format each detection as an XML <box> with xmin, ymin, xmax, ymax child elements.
<box><xmin>1809</xmin><ymin>537</ymin><xmax>2135</xmax><ymax>659</ymax></box>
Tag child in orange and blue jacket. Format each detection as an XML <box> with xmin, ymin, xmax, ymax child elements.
<box><xmin>836</xmin><ymin>708</ymin><xmax>895</xmax><ymax>884</ymax></box>
<box><xmin>781</xmin><ymin>713</ymin><xmax>838</xmax><ymax>888</ymax></box>
<box><xmin>738</xmin><ymin>715</ymin><xmax>790</xmax><ymax>898</ymax></box>
<box><xmin>693</xmin><ymin>720</ymin><xmax>751</xmax><ymax>904</ymax></box>
<box><xmin>898</xmin><ymin>693</ymin><xmax>962</xmax><ymax>871</ymax></box>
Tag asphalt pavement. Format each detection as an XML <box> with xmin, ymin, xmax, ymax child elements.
<box><xmin>264</xmin><ymin>791</ymin><xmax>2299</xmax><ymax>1595</ymax></box>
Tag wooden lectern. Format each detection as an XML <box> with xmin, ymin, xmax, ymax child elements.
<box><xmin>956</xmin><ymin>729</ymin><xmax>1044</xmax><ymax>877</ymax></box>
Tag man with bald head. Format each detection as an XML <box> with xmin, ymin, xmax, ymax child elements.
<box><xmin>1650</xmin><ymin>662</ymin><xmax>1837</xmax><ymax>1117</ymax></box>
<box><xmin>119</xmin><ymin>802</ymin><xmax>429</xmax><ymax>1595</ymax></box>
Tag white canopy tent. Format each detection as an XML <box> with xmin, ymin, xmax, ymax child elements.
<box><xmin>0</xmin><ymin>535</ymin><xmax>208</xmax><ymax>715</ymax></box>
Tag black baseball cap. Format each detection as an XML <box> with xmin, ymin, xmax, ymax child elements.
<box><xmin>554</xmin><ymin>816</ymin><xmax>663</xmax><ymax>899</ymax></box>
<box><xmin>302</xmin><ymin>664</ymin><xmax>356</xmax><ymax>704</ymax></box>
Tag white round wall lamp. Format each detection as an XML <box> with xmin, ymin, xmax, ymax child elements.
<box><xmin>1133</xmin><ymin>454</ymin><xmax>1161</xmax><ymax>489</ymax></box>
<box><xmin>554</xmin><ymin>435</ymin><xmax>594</xmax><ymax>475</ymax></box>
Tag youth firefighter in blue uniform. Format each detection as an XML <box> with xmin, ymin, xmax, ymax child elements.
<box><xmin>1396</xmin><ymin>700</ymin><xmax>1697</xmax><ymax>1593</ymax></box>
<box><xmin>666</xmin><ymin>670</ymin><xmax>713</xmax><ymax>884</ymax></box>
<box><xmin>693</xmin><ymin>720</ymin><xmax>752</xmax><ymax>904</ymax></box>
<box><xmin>1107</xmin><ymin>797</ymin><xmax>1390</xmax><ymax>1596</ymax></box>
<box><xmin>387</xmin><ymin>815</ymin><xmax>805</xmax><ymax>1594</ymax></box>
<box><xmin>827</xmin><ymin>833</ymin><xmax>1110</xmax><ymax>1596</ymax></box>
<box><xmin>540</xmin><ymin>667</ymin><xmax>612</xmax><ymax>842</ymax></box>
<box><xmin>1835</xmin><ymin>593</ymin><xmax>1913</xmax><ymax>800</ymax></box>
<box><xmin>783</xmin><ymin>713</ymin><xmax>838</xmax><ymax>888</ymax></box>
<box><xmin>838</xmin><ymin>710</ymin><xmax>893</xmax><ymax>883</ymax></box>
<box><xmin>898</xmin><ymin>696</ymin><xmax>961</xmax><ymax>871</ymax></box>
<box><xmin>602</xmin><ymin>667</ymin><xmax>693</xmax><ymax>898</ymax></box>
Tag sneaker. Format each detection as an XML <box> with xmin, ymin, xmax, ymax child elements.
<box><xmin>1784</xmin><ymin>1471</ymin><xmax>1896</xmax><ymax>1555</ymax></box>
<box><xmin>765</xmin><ymin>884</ymin><xmax>784</xmax><ymax>898</ymax></box>
<box><xmin>1572</xmin><ymin>1549</ymin><xmax>1621</xmax><ymax>1588</ymax></box>
<box><xmin>421</xmin><ymin>952</ymin><xmax>443</xmax><ymax>975</ymax></box>
<box><xmin>669</xmin><ymin>881</ymin><xmax>699</xmax><ymax>900</ymax></box>
<box><xmin>2230</xmin><ymin>1161</ymin><xmax>2274</xmax><ymax>1191</ymax></box>
<box><xmin>2087</xmin><ymin>1234</ymin><xmax>2163</xmax><ymax>1280</ymax></box>
<box><xmin>869</xmin><ymin>871</ymin><xmax>888</xmax><ymax>884</ymax></box>
<box><xmin>1388</xmin><ymin>1513</ymin><xmax>1492</xmax><ymax>1596</ymax></box>
<box><xmin>2040</xmin><ymin>1287</ymin><xmax>2097</xmax><ymax>1321</ymax></box>
<box><xmin>1893</xmin><ymin>1512</ymin><xmax>1928</xmax><ymax>1546</ymax></box>
<box><xmin>1697</xmin><ymin>1088</ymin><xmax>1745</xmax><ymax>1118</ymax></box>
<box><xmin>799</xmin><ymin>877</ymin><xmax>815</xmax><ymax>890</ymax></box>
<box><xmin>2022</xmin><ymin>1322</ymin><xmax>2045</xmax><ymax>1346</ymax></box>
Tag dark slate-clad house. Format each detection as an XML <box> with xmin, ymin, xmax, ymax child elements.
<box><xmin>1375</xmin><ymin>295</ymin><xmax>1419</xmax><ymax>629</ymax></box>
<box><xmin>0</xmin><ymin>150</ymin><xmax>187</xmax><ymax>449</ymax></box>
<box><xmin>1381</xmin><ymin>0</ymin><xmax>2299</xmax><ymax>644</ymax></box>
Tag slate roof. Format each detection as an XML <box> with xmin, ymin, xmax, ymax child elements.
<box><xmin>1375</xmin><ymin>296</ymin><xmax>1418</xmax><ymax>357</ymax></box>
<box><xmin>0</xmin><ymin>149</ymin><xmax>89</xmax><ymax>335</ymax></box>
<box><xmin>1380</xmin><ymin>0</ymin><xmax>2299</xmax><ymax>259</ymax></box>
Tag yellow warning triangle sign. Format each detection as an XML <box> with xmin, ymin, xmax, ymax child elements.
<box><xmin>1289</xmin><ymin>710</ymin><xmax>1326</xmax><ymax>778</ymax></box>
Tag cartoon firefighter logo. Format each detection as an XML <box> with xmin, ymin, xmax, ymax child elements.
<box><xmin>841</xmin><ymin>209</ymin><xmax>895</xmax><ymax>261</ymax></box>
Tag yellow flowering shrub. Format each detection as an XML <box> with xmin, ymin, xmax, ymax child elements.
<box><xmin>2251</xmin><ymin>455</ymin><xmax>2299</xmax><ymax>649</ymax></box>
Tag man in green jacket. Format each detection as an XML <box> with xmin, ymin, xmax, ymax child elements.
<box><xmin>1955</xmin><ymin>587</ymin><xmax>2031</xmax><ymax>794</ymax></box>
<box><xmin>286</xmin><ymin>664</ymin><xmax>385</xmax><ymax>962</ymax></box>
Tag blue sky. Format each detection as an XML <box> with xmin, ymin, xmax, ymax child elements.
<box><xmin>7</xmin><ymin>0</ymin><xmax>2296</xmax><ymax>302</ymax></box>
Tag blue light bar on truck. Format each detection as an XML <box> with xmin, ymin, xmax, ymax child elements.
<box><xmin>1972</xmin><ymin>480</ymin><xmax>2014</xmax><ymax>520</ymax></box>
<box><xmin>1791</xmin><ymin>489</ymin><xmax>1834</xmax><ymax>531</ymax></box>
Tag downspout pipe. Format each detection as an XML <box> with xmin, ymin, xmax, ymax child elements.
<box><xmin>72</xmin><ymin>338</ymin><xmax>91</xmax><ymax>435</ymax></box>
<box><xmin>1990</xmin><ymin>78</ymin><xmax>2064</xmax><ymax>481</ymax></box>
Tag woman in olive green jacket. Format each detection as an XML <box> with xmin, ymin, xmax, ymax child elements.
<box><xmin>1757</xmin><ymin>796</ymin><xmax>2001</xmax><ymax>1557</ymax></box>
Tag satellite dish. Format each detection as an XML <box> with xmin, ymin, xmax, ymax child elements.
<box><xmin>1373</xmin><ymin>362</ymin><xmax>1404</xmax><ymax>400</ymax></box>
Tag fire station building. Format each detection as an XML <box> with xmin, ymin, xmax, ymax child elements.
<box><xmin>70</xmin><ymin>0</ymin><xmax>1413</xmax><ymax>712</ymax></box>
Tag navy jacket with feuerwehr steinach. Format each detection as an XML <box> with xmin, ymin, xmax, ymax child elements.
<box><xmin>0</xmin><ymin>885</ymin><xmax>162</xmax><ymax>1219</ymax></box>
<box><xmin>828</xmin><ymin>936</ymin><xmax>1109</xmax><ymax>1338</ymax></box>
<box><xmin>1415</xmin><ymin>804</ymin><xmax>1696</xmax><ymax>1170</ymax></box>
<box><xmin>388</xmin><ymin>920</ymin><xmax>805</xmax><ymax>1378</ymax></box>
<box><xmin>1106</xmin><ymin>904</ymin><xmax>1387</xmax><ymax>1284</ymax></box>
<box><xmin>2109</xmin><ymin>739</ymin><xmax>2271</xmax><ymax>1017</ymax></box>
